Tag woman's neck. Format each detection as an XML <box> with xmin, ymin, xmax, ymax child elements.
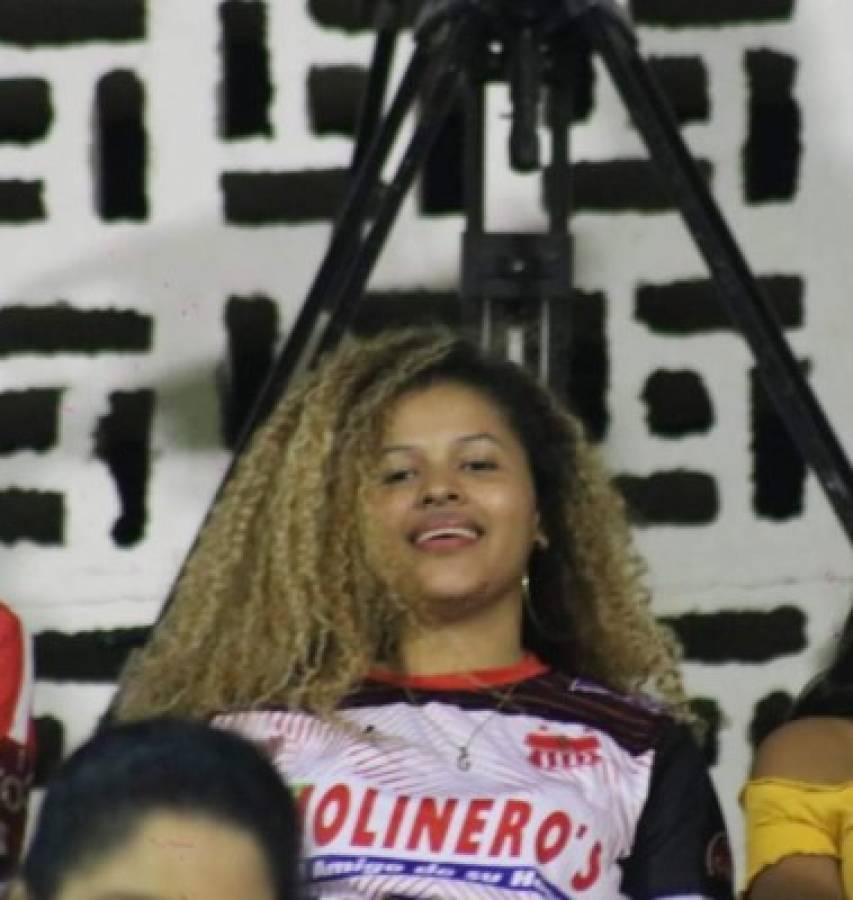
<box><xmin>398</xmin><ymin>603</ymin><xmax>524</xmax><ymax>677</ymax></box>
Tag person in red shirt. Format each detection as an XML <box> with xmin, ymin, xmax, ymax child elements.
<box><xmin>0</xmin><ymin>601</ymin><xmax>35</xmax><ymax>887</ymax></box>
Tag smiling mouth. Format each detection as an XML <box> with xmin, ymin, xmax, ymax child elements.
<box><xmin>412</xmin><ymin>526</ymin><xmax>481</xmax><ymax>549</ymax></box>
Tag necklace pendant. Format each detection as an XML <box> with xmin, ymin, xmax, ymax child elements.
<box><xmin>457</xmin><ymin>747</ymin><xmax>471</xmax><ymax>771</ymax></box>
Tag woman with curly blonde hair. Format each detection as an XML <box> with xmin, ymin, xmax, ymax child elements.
<box><xmin>114</xmin><ymin>326</ymin><xmax>733</xmax><ymax>899</ymax></box>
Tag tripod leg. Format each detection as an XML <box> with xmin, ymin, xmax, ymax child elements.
<box><xmin>461</xmin><ymin>62</ymin><xmax>489</xmax><ymax>346</ymax></box>
<box><xmin>318</xmin><ymin>14</ymin><xmax>480</xmax><ymax>353</ymax></box>
<box><xmin>236</xmin><ymin>34</ymin><xmax>437</xmax><ymax>443</ymax></box>
<box><xmin>541</xmin><ymin>51</ymin><xmax>576</xmax><ymax>398</ymax></box>
<box><xmin>575</xmin><ymin>3</ymin><xmax>853</xmax><ymax>543</ymax></box>
<box><xmin>349</xmin><ymin>0</ymin><xmax>403</xmax><ymax>174</ymax></box>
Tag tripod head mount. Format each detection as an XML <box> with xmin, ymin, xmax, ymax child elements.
<box><xmin>413</xmin><ymin>0</ymin><xmax>630</xmax><ymax>34</ymax></box>
<box><xmin>413</xmin><ymin>0</ymin><xmax>631</xmax><ymax>171</ymax></box>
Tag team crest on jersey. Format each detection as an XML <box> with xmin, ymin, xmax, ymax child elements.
<box><xmin>524</xmin><ymin>729</ymin><xmax>602</xmax><ymax>771</ymax></box>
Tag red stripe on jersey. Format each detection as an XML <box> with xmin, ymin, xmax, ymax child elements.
<box><xmin>368</xmin><ymin>652</ymin><xmax>548</xmax><ymax>691</ymax></box>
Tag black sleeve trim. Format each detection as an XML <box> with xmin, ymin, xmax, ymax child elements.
<box><xmin>619</xmin><ymin>721</ymin><xmax>735</xmax><ymax>899</ymax></box>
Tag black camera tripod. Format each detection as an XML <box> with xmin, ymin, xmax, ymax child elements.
<box><xmin>237</xmin><ymin>0</ymin><xmax>853</xmax><ymax>544</ymax></box>
<box><xmin>104</xmin><ymin>0</ymin><xmax>853</xmax><ymax>720</ymax></box>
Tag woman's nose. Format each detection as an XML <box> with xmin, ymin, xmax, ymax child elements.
<box><xmin>418</xmin><ymin>469</ymin><xmax>462</xmax><ymax>506</ymax></box>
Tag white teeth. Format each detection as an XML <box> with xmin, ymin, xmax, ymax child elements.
<box><xmin>415</xmin><ymin>526</ymin><xmax>478</xmax><ymax>545</ymax></box>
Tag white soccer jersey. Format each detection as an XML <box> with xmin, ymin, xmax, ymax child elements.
<box><xmin>216</xmin><ymin>655</ymin><xmax>733</xmax><ymax>899</ymax></box>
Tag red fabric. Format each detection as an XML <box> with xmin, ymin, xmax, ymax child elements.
<box><xmin>0</xmin><ymin>605</ymin><xmax>26</xmax><ymax>739</ymax></box>
<box><xmin>367</xmin><ymin>652</ymin><xmax>548</xmax><ymax>691</ymax></box>
<box><xmin>0</xmin><ymin>603</ymin><xmax>35</xmax><ymax>878</ymax></box>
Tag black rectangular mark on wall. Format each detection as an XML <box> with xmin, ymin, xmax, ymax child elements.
<box><xmin>0</xmin><ymin>389</ymin><xmax>61</xmax><ymax>453</ymax></box>
<box><xmin>0</xmin><ymin>0</ymin><xmax>145</xmax><ymax>46</ymax></box>
<box><xmin>308</xmin><ymin>0</ymin><xmax>420</xmax><ymax>31</ymax></box>
<box><xmin>222</xmin><ymin>169</ymin><xmax>374</xmax><ymax>223</ymax></box>
<box><xmin>420</xmin><ymin>95</ymin><xmax>466</xmax><ymax>215</ymax></box>
<box><xmin>222</xmin><ymin>295</ymin><xmax>279</xmax><ymax>447</ymax></box>
<box><xmin>0</xmin><ymin>489</ymin><xmax>63</xmax><ymax>545</ymax></box>
<box><xmin>95</xmin><ymin>70</ymin><xmax>148</xmax><ymax>220</ymax></box>
<box><xmin>744</xmin><ymin>49</ymin><xmax>801</xmax><ymax>203</ymax></box>
<box><xmin>94</xmin><ymin>390</ymin><xmax>155</xmax><ymax>546</ymax></box>
<box><xmin>642</xmin><ymin>369</ymin><xmax>714</xmax><ymax>438</ymax></box>
<box><xmin>0</xmin><ymin>180</ymin><xmax>44</xmax><ymax>222</ymax></box>
<box><xmin>219</xmin><ymin>1</ymin><xmax>273</xmax><ymax>139</ymax></box>
<box><xmin>308</xmin><ymin>65</ymin><xmax>367</xmax><ymax>137</ymax></box>
<box><xmin>568</xmin><ymin>290</ymin><xmax>608</xmax><ymax>442</ymax></box>
<box><xmin>34</xmin><ymin>627</ymin><xmax>149</xmax><ymax>682</ymax></box>
<box><xmin>750</xmin><ymin>364</ymin><xmax>806</xmax><ymax>520</ymax></box>
<box><xmin>648</xmin><ymin>56</ymin><xmax>709</xmax><ymax>125</ymax></box>
<box><xmin>0</xmin><ymin>305</ymin><xmax>152</xmax><ymax>356</ymax></box>
<box><xmin>636</xmin><ymin>275</ymin><xmax>803</xmax><ymax>334</ymax></box>
<box><xmin>614</xmin><ymin>469</ymin><xmax>719</xmax><ymax>525</ymax></box>
<box><xmin>572</xmin><ymin>159</ymin><xmax>713</xmax><ymax>212</ymax></box>
<box><xmin>661</xmin><ymin>606</ymin><xmax>806</xmax><ymax>663</ymax></box>
<box><xmin>0</xmin><ymin>79</ymin><xmax>52</xmax><ymax>143</ymax></box>
<box><xmin>630</xmin><ymin>0</ymin><xmax>795</xmax><ymax>26</ymax></box>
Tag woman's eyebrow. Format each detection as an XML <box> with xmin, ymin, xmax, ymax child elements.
<box><xmin>379</xmin><ymin>443</ymin><xmax>417</xmax><ymax>455</ymax></box>
<box><xmin>456</xmin><ymin>432</ymin><xmax>502</xmax><ymax>447</ymax></box>
<box><xmin>380</xmin><ymin>433</ymin><xmax>503</xmax><ymax>455</ymax></box>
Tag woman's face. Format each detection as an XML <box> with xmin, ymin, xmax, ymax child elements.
<box><xmin>48</xmin><ymin>810</ymin><xmax>276</xmax><ymax>900</ymax></box>
<box><xmin>368</xmin><ymin>380</ymin><xmax>540</xmax><ymax>621</ymax></box>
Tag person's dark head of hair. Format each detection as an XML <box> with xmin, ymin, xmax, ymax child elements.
<box><xmin>391</xmin><ymin>338</ymin><xmax>589</xmax><ymax>674</ymax></box>
<box><xmin>790</xmin><ymin>604</ymin><xmax>853</xmax><ymax>720</ymax></box>
<box><xmin>17</xmin><ymin>717</ymin><xmax>300</xmax><ymax>900</ymax></box>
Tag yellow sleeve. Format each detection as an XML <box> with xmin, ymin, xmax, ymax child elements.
<box><xmin>740</xmin><ymin>778</ymin><xmax>843</xmax><ymax>891</ymax></box>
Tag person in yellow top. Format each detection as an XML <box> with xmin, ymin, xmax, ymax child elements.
<box><xmin>741</xmin><ymin>619</ymin><xmax>853</xmax><ymax>899</ymax></box>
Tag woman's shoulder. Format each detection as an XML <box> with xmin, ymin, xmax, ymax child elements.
<box><xmin>539</xmin><ymin>672</ymin><xmax>690</xmax><ymax>756</ymax></box>
<box><xmin>752</xmin><ymin>716</ymin><xmax>853</xmax><ymax>784</ymax></box>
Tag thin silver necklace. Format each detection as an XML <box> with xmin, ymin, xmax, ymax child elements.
<box><xmin>402</xmin><ymin>681</ymin><xmax>520</xmax><ymax>771</ymax></box>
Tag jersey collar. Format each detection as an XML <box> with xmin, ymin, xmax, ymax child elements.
<box><xmin>368</xmin><ymin>652</ymin><xmax>548</xmax><ymax>692</ymax></box>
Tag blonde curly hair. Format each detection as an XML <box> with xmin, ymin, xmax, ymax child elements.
<box><xmin>113</xmin><ymin>327</ymin><xmax>688</xmax><ymax>722</ymax></box>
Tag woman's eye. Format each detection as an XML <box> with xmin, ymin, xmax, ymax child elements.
<box><xmin>380</xmin><ymin>468</ymin><xmax>415</xmax><ymax>485</ymax></box>
<box><xmin>462</xmin><ymin>458</ymin><xmax>497</xmax><ymax>472</ymax></box>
